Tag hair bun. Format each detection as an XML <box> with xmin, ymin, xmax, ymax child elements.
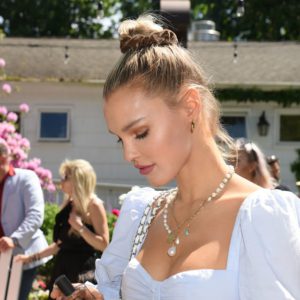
<box><xmin>120</xmin><ymin>29</ymin><xmax>178</xmax><ymax>53</ymax></box>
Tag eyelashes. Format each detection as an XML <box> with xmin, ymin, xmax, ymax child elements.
<box><xmin>136</xmin><ymin>129</ymin><xmax>149</xmax><ymax>140</ymax></box>
<box><xmin>116</xmin><ymin>129</ymin><xmax>149</xmax><ymax>144</ymax></box>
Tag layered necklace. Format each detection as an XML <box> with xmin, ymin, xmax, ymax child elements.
<box><xmin>163</xmin><ymin>165</ymin><xmax>235</xmax><ymax>257</ymax></box>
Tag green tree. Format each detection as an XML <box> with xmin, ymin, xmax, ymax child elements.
<box><xmin>0</xmin><ymin>0</ymin><xmax>119</xmax><ymax>38</ymax></box>
<box><xmin>291</xmin><ymin>149</ymin><xmax>300</xmax><ymax>181</ymax></box>
<box><xmin>0</xmin><ymin>0</ymin><xmax>155</xmax><ymax>38</ymax></box>
<box><xmin>191</xmin><ymin>0</ymin><xmax>300</xmax><ymax>41</ymax></box>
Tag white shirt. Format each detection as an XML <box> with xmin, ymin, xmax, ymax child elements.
<box><xmin>94</xmin><ymin>187</ymin><xmax>300</xmax><ymax>299</ymax></box>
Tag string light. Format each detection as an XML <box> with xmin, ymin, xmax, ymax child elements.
<box><xmin>233</xmin><ymin>43</ymin><xmax>238</xmax><ymax>63</ymax></box>
<box><xmin>236</xmin><ymin>0</ymin><xmax>245</xmax><ymax>18</ymax></box>
<box><xmin>64</xmin><ymin>46</ymin><xmax>69</xmax><ymax>64</ymax></box>
<box><xmin>233</xmin><ymin>0</ymin><xmax>245</xmax><ymax>63</ymax></box>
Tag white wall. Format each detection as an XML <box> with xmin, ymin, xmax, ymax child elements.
<box><xmin>2</xmin><ymin>81</ymin><xmax>299</xmax><ymax>208</ymax></box>
<box><xmin>222</xmin><ymin>101</ymin><xmax>300</xmax><ymax>192</ymax></box>
<box><xmin>2</xmin><ymin>81</ymin><xmax>149</xmax><ymax>207</ymax></box>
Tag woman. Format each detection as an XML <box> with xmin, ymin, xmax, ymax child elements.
<box><xmin>234</xmin><ymin>138</ymin><xmax>274</xmax><ymax>188</ymax></box>
<box><xmin>52</xmin><ymin>15</ymin><xmax>300</xmax><ymax>300</ymax></box>
<box><xmin>16</xmin><ymin>159</ymin><xmax>109</xmax><ymax>297</ymax></box>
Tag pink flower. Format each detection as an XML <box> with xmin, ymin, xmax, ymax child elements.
<box><xmin>112</xmin><ymin>209</ymin><xmax>120</xmax><ymax>217</ymax></box>
<box><xmin>0</xmin><ymin>106</ymin><xmax>8</xmax><ymax>116</ymax></box>
<box><xmin>19</xmin><ymin>103</ymin><xmax>30</xmax><ymax>113</ymax></box>
<box><xmin>26</xmin><ymin>158</ymin><xmax>41</xmax><ymax>170</ymax></box>
<box><xmin>0</xmin><ymin>58</ymin><xmax>5</xmax><ymax>68</ymax></box>
<box><xmin>2</xmin><ymin>83</ymin><xmax>12</xmax><ymax>94</ymax></box>
<box><xmin>19</xmin><ymin>138</ymin><xmax>30</xmax><ymax>150</ymax></box>
<box><xmin>6</xmin><ymin>112</ymin><xmax>18</xmax><ymax>123</ymax></box>
<box><xmin>37</xmin><ymin>279</ymin><xmax>47</xmax><ymax>290</ymax></box>
<box><xmin>45</xmin><ymin>183</ymin><xmax>56</xmax><ymax>193</ymax></box>
<box><xmin>0</xmin><ymin>104</ymin><xmax>55</xmax><ymax>196</ymax></box>
<box><xmin>0</xmin><ymin>122</ymin><xmax>15</xmax><ymax>136</ymax></box>
<box><xmin>11</xmin><ymin>147</ymin><xmax>27</xmax><ymax>161</ymax></box>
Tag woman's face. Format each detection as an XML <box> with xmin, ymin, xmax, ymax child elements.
<box><xmin>104</xmin><ymin>85</ymin><xmax>193</xmax><ymax>187</ymax></box>
<box><xmin>235</xmin><ymin>150</ymin><xmax>255</xmax><ymax>182</ymax></box>
<box><xmin>61</xmin><ymin>173</ymin><xmax>73</xmax><ymax>195</ymax></box>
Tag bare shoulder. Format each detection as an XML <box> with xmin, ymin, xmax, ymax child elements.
<box><xmin>225</xmin><ymin>174</ymin><xmax>261</xmax><ymax>203</ymax></box>
<box><xmin>88</xmin><ymin>196</ymin><xmax>105</xmax><ymax>212</ymax></box>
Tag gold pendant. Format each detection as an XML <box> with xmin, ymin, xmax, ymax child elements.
<box><xmin>167</xmin><ymin>232</ymin><xmax>175</xmax><ymax>244</ymax></box>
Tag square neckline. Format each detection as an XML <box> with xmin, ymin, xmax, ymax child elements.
<box><xmin>130</xmin><ymin>188</ymin><xmax>265</xmax><ymax>283</ymax></box>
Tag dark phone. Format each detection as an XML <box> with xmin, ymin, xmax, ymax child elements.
<box><xmin>54</xmin><ymin>274</ymin><xmax>75</xmax><ymax>296</ymax></box>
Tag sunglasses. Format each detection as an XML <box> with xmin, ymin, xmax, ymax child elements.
<box><xmin>61</xmin><ymin>174</ymin><xmax>70</xmax><ymax>181</ymax></box>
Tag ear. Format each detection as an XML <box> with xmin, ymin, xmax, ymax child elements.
<box><xmin>180</xmin><ymin>87</ymin><xmax>201</xmax><ymax>121</ymax></box>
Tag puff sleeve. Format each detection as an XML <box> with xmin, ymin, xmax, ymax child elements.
<box><xmin>239</xmin><ymin>189</ymin><xmax>300</xmax><ymax>299</ymax></box>
<box><xmin>94</xmin><ymin>186</ymin><xmax>158</xmax><ymax>300</ymax></box>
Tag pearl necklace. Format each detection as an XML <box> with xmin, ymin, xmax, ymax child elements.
<box><xmin>130</xmin><ymin>188</ymin><xmax>178</xmax><ymax>260</ymax></box>
<box><xmin>163</xmin><ymin>165</ymin><xmax>235</xmax><ymax>257</ymax></box>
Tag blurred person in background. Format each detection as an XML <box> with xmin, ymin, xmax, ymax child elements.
<box><xmin>267</xmin><ymin>155</ymin><xmax>291</xmax><ymax>191</ymax></box>
<box><xmin>0</xmin><ymin>138</ymin><xmax>49</xmax><ymax>300</ymax></box>
<box><xmin>16</xmin><ymin>159</ymin><xmax>109</xmax><ymax>298</ymax></box>
<box><xmin>234</xmin><ymin>138</ymin><xmax>274</xmax><ymax>189</ymax></box>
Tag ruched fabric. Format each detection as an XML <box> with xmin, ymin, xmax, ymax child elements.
<box><xmin>95</xmin><ymin>187</ymin><xmax>300</xmax><ymax>300</ymax></box>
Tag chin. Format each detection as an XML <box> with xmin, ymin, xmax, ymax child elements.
<box><xmin>147</xmin><ymin>176</ymin><xmax>173</xmax><ymax>189</ymax></box>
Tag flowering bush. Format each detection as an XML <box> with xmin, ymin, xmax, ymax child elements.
<box><xmin>28</xmin><ymin>277</ymin><xmax>49</xmax><ymax>300</ymax></box>
<box><xmin>0</xmin><ymin>57</ymin><xmax>55</xmax><ymax>192</ymax></box>
<box><xmin>0</xmin><ymin>57</ymin><xmax>12</xmax><ymax>95</ymax></box>
<box><xmin>107</xmin><ymin>209</ymin><xmax>120</xmax><ymax>240</ymax></box>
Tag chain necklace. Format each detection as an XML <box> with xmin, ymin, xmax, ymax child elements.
<box><xmin>163</xmin><ymin>165</ymin><xmax>235</xmax><ymax>257</ymax></box>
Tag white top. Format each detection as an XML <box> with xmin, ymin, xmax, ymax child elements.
<box><xmin>94</xmin><ymin>187</ymin><xmax>300</xmax><ymax>300</ymax></box>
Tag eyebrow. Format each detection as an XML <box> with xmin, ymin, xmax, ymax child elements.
<box><xmin>121</xmin><ymin>117</ymin><xmax>145</xmax><ymax>132</ymax></box>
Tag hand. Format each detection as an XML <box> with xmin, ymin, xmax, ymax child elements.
<box><xmin>68</xmin><ymin>210</ymin><xmax>84</xmax><ymax>232</ymax></box>
<box><xmin>14</xmin><ymin>254</ymin><xmax>30</xmax><ymax>264</ymax></box>
<box><xmin>0</xmin><ymin>237</ymin><xmax>14</xmax><ymax>252</ymax></box>
<box><xmin>51</xmin><ymin>284</ymin><xmax>104</xmax><ymax>300</ymax></box>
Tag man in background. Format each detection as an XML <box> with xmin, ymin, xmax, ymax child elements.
<box><xmin>0</xmin><ymin>138</ymin><xmax>49</xmax><ymax>300</ymax></box>
<box><xmin>267</xmin><ymin>155</ymin><xmax>291</xmax><ymax>191</ymax></box>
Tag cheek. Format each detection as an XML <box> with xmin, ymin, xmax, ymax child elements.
<box><xmin>62</xmin><ymin>183</ymin><xmax>71</xmax><ymax>193</ymax></box>
<box><xmin>151</xmin><ymin>120</ymin><xmax>191</xmax><ymax>166</ymax></box>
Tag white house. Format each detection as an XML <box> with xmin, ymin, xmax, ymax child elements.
<box><xmin>1</xmin><ymin>38</ymin><xmax>299</xmax><ymax>207</ymax></box>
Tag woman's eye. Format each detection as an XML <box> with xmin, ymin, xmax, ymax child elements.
<box><xmin>117</xmin><ymin>137</ymin><xmax>123</xmax><ymax>144</ymax></box>
<box><xmin>136</xmin><ymin>130</ymin><xmax>149</xmax><ymax>140</ymax></box>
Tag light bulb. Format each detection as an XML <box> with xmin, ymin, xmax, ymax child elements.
<box><xmin>237</xmin><ymin>0</ymin><xmax>245</xmax><ymax>18</ymax></box>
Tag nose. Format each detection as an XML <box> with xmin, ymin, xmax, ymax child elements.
<box><xmin>122</xmin><ymin>141</ymin><xmax>139</xmax><ymax>163</ymax></box>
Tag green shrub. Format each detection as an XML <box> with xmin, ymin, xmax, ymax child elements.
<box><xmin>107</xmin><ymin>212</ymin><xmax>118</xmax><ymax>241</ymax></box>
<box><xmin>291</xmin><ymin>149</ymin><xmax>300</xmax><ymax>181</ymax></box>
<box><xmin>37</xmin><ymin>203</ymin><xmax>59</xmax><ymax>280</ymax></box>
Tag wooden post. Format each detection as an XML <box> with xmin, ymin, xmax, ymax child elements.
<box><xmin>6</xmin><ymin>258</ymin><xmax>23</xmax><ymax>300</ymax></box>
<box><xmin>0</xmin><ymin>249</ymin><xmax>12</xmax><ymax>300</ymax></box>
<box><xmin>0</xmin><ymin>249</ymin><xmax>23</xmax><ymax>300</ymax></box>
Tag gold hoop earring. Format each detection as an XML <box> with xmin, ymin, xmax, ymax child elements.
<box><xmin>191</xmin><ymin>121</ymin><xmax>195</xmax><ymax>133</ymax></box>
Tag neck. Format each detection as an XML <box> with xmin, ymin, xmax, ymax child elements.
<box><xmin>175</xmin><ymin>138</ymin><xmax>230</xmax><ymax>204</ymax></box>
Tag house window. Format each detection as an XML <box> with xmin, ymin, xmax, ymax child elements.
<box><xmin>221</xmin><ymin>116</ymin><xmax>247</xmax><ymax>138</ymax></box>
<box><xmin>280</xmin><ymin>114</ymin><xmax>300</xmax><ymax>142</ymax></box>
<box><xmin>39</xmin><ymin>112</ymin><xmax>70</xmax><ymax>141</ymax></box>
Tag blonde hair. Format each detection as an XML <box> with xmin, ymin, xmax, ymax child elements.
<box><xmin>59</xmin><ymin>159</ymin><xmax>97</xmax><ymax>224</ymax></box>
<box><xmin>103</xmin><ymin>14</ymin><xmax>234</xmax><ymax>158</ymax></box>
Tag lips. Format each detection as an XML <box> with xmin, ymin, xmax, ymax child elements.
<box><xmin>135</xmin><ymin>164</ymin><xmax>155</xmax><ymax>175</ymax></box>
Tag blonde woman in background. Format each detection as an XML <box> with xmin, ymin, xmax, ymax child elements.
<box><xmin>16</xmin><ymin>159</ymin><xmax>109</xmax><ymax>298</ymax></box>
<box><xmin>52</xmin><ymin>14</ymin><xmax>300</xmax><ymax>300</ymax></box>
<box><xmin>234</xmin><ymin>138</ymin><xmax>274</xmax><ymax>188</ymax></box>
